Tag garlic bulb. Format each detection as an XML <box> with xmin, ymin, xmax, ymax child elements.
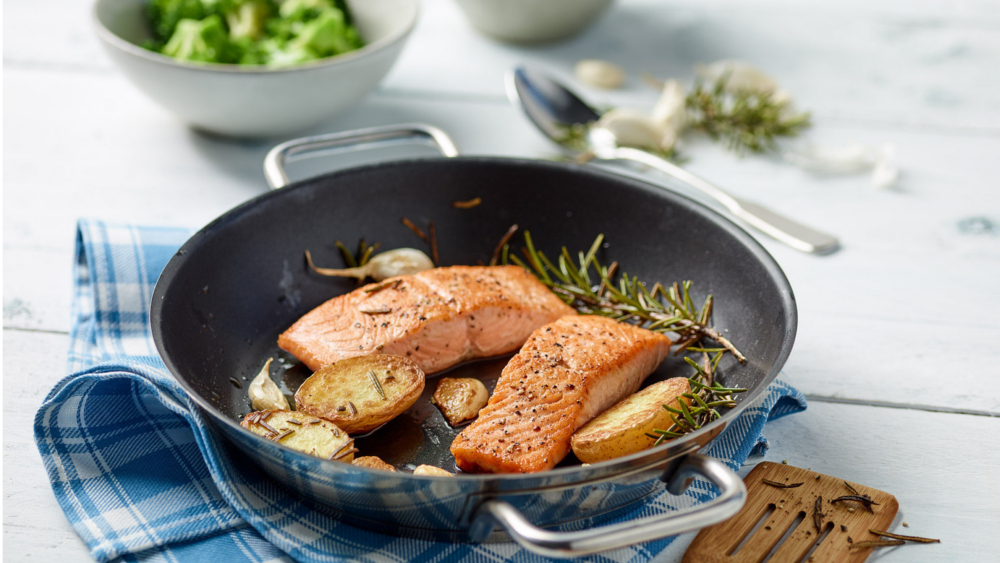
<box><xmin>306</xmin><ymin>248</ymin><xmax>434</xmax><ymax>281</ymax></box>
<box><xmin>575</xmin><ymin>59</ymin><xmax>626</xmax><ymax>90</ymax></box>
<box><xmin>248</xmin><ymin>358</ymin><xmax>290</xmax><ymax>411</ymax></box>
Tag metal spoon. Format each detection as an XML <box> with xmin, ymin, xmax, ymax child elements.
<box><xmin>506</xmin><ymin>67</ymin><xmax>840</xmax><ymax>255</ymax></box>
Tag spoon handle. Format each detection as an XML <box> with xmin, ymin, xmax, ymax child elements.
<box><xmin>610</xmin><ymin>147</ymin><xmax>840</xmax><ymax>255</ymax></box>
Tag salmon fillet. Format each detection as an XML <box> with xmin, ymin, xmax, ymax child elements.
<box><xmin>278</xmin><ymin>266</ymin><xmax>575</xmax><ymax>374</ymax></box>
<box><xmin>451</xmin><ymin>315</ymin><xmax>671</xmax><ymax>473</ymax></box>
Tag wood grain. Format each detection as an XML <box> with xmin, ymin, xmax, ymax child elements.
<box><xmin>684</xmin><ymin>462</ymin><xmax>898</xmax><ymax>563</ymax></box>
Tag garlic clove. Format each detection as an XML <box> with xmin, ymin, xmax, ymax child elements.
<box><xmin>366</xmin><ymin>248</ymin><xmax>434</xmax><ymax>281</ymax></box>
<box><xmin>249</xmin><ymin>358</ymin><xmax>290</xmax><ymax>411</ymax></box>
<box><xmin>575</xmin><ymin>59</ymin><xmax>627</xmax><ymax>90</ymax></box>
<box><xmin>651</xmin><ymin>79</ymin><xmax>688</xmax><ymax>150</ymax></box>
<box><xmin>306</xmin><ymin>248</ymin><xmax>434</xmax><ymax>282</ymax></box>
<box><xmin>596</xmin><ymin>108</ymin><xmax>665</xmax><ymax>151</ymax></box>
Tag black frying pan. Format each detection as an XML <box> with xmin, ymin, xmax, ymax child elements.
<box><xmin>150</xmin><ymin>125</ymin><xmax>796</xmax><ymax>557</ymax></box>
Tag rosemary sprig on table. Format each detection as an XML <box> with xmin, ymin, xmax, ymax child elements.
<box><xmin>685</xmin><ymin>76</ymin><xmax>811</xmax><ymax>154</ymax></box>
<box><xmin>502</xmin><ymin>232</ymin><xmax>744</xmax><ymax>362</ymax></box>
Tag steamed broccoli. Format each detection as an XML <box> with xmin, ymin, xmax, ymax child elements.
<box><xmin>149</xmin><ymin>0</ymin><xmax>209</xmax><ymax>42</ymax></box>
<box><xmin>162</xmin><ymin>15</ymin><xmax>230</xmax><ymax>63</ymax></box>
<box><xmin>289</xmin><ymin>7</ymin><xmax>360</xmax><ymax>58</ymax></box>
<box><xmin>225</xmin><ymin>1</ymin><xmax>271</xmax><ymax>40</ymax></box>
<box><xmin>145</xmin><ymin>0</ymin><xmax>362</xmax><ymax>66</ymax></box>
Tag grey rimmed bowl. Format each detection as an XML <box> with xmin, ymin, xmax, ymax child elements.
<box><xmin>93</xmin><ymin>0</ymin><xmax>419</xmax><ymax>137</ymax></box>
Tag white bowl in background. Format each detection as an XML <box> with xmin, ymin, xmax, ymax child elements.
<box><xmin>93</xmin><ymin>0</ymin><xmax>418</xmax><ymax>137</ymax></box>
<box><xmin>454</xmin><ymin>0</ymin><xmax>614</xmax><ymax>44</ymax></box>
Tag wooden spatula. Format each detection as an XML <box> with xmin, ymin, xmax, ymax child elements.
<box><xmin>684</xmin><ymin>462</ymin><xmax>899</xmax><ymax>563</ymax></box>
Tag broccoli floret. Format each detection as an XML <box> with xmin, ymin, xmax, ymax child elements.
<box><xmin>225</xmin><ymin>1</ymin><xmax>272</xmax><ymax>40</ymax></box>
<box><xmin>162</xmin><ymin>15</ymin><xmax>230</xmax><ymax>63</ymax></box>
<box><xmin>278</xmin><ymin>0</ymin><xmax>332</xmax><ymax>20</ymax></box>
<box><xmin>149</xmin><ymin>0</ymin><xmax>361</xmax><ymax>66</ymax></box>
<box><xmin>289</xmin><ymin>8</ymin><xmax>361</xmax><ymax>58</ymax></box>
<box><xmin>147</xmin><ymin>0</ymin><xmax>209</xmax><ymax>42</ymax></box>
<box><xmin>265</xmin><ymin>43</ymin><xmax>320</xmax><ymax>68</ymax></box>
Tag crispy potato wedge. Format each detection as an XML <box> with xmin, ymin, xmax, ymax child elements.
<box><xmin>295</xmin><ymin>354</ymin><xmax>425</xmax><ymax>434</ymax></box>
<box><xmin>352</xmin><ymin>456</ymin><xmax>396</xmax><ymax>472</ymax></box>
<box><xmin>431</xmin><ymin>377</ymin><xmax>489</xmax><ymax>426</ymax></box>
<box><xmin>570</xmin><ymin>378</ymin><xmax>691</xmax><ymax>463</ymax></box>
<box><xmin>241</xmin><ymin>410</ymin><xmax>356</xmax><ymax>462</ymax></box>
<box><xmin>413</xmin><ymin>464</ymin><xmax>452</xmax><ymax>476</ymax></box>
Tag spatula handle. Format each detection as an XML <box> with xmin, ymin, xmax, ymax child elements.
<box><xmin>264</xmin><ymin>124</ymin><xmax>460</xmax><ymax>189</ymax></box>
<box><xmin>470</xmin><ymin>453</ymin><xmax>747</xmax><ymax>558</ymax></box>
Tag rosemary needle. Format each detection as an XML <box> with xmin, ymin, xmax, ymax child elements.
<box><xmin>762</xmin><ymin>479</ymin><xmax>803</xmax><ymax>489</ymax></box>
<box><xmin>368</xmin><ymin>369</ymin><xmax>386</xmax><ymax>400</ymax></box>
<box><xmin>868</xmin><ymin>530</ymin><xmax>940</xmax><ymax>544</ymax></box>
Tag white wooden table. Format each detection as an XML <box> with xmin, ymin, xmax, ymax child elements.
<box><xmin>4</xmin><ymin>0</ymin><xmax>999</xmax><ymax>560</ymax></box>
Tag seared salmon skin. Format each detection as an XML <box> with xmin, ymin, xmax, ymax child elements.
<box><xmin>278</xmin><ymin>266</ymin><xmax>574</xmax><ymax>374</ymax></box>
<box><xmin>451</xmin><ymin>316</ymin><xmax>671</xmax><ymax>473</ymax></box>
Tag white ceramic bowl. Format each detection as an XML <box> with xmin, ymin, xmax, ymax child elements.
<box><xmin>94</xmin><ymin>0</ymin><xmax>419</xmax><ymax>137</ymax></box>
<box><xmin>454</xmin><ymin>0</ymin><xmax>614</xmax><ymax>44</ymax></box>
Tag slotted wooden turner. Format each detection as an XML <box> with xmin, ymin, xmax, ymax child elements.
<box><xmin>684</xmin><ymin>462</ymin><xmax>899</xmax><ymax>563</ymax></box>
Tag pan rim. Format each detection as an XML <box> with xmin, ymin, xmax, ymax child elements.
<box><xmin>150</xmin><ymin>155</ymin><xmax>797</xmax><ymax>483</ymax></box>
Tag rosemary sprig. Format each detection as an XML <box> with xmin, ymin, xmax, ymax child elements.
<box><xmin>503</xmin><ymin>231</ymin><xmax>748</xmax><ymax>445</ymax></box>
<box><xmin>647</xmin><ymin>352</ymin><xmax>747</xmax><ymax>446</ymax></box>
<box><xmin>685</xmin><ymin>76</ymin><xmax>811</xmax><ymax>155</ymax></box>
<box><xmin>502</xmin><ymin>231</ymin><xmax>744</xmax><ymax>362</ymax></box>
<box><xmin>335</xmin><ymin>239</ymin><xmax>379</xmax><ymax>269</ymax></box>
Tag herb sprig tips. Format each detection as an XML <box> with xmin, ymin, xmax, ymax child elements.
<box><xmin>685</xmin><ymin>76</ymin><xmax>811</xmax><ymax>155</ymax></box>
<box><xmin>502</xmin><ymin>231</ymin><xmax>744</xmax><ymax>362</ymax></box>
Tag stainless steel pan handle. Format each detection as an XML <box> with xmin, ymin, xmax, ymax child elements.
<box><xmin>469</xmin><ymin>453</ymin><xmax>746</xmax><ymax>558</ymax></box>
<box><xmin>263</xmin><ymin>124</ymin><xmax>461</xmax><ymax>189</ymax></box>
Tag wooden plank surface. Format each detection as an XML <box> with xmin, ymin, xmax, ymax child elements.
<box><xmin>3</xmin><ymin>0</ymin><xmax>999</xmax><ymax>561</ymax></box>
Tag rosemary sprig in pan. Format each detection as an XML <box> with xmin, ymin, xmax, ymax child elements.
<box><xmin>336</xmin><ymin>238</ymin><xmax>379</xmax><ymax>269</ymax></box>
<box><xmin>685</xmin><ymin>76</ymin><xmax>811</xmax><ymax>155</ymax></box>
<box><xmin>501</xmin><ymin>231</ymin><xmax>744</xmax><ymax>362</ymax></box>
<box><xmin>645</xmin><ymin>351</ymin><xmax>747</xmax><ymax>446</ymax></box>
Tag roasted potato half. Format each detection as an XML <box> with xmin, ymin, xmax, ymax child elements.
<box><xmin>295</xmin><ymin>354</ymin><xmax>425</xmax><ymax>434</ymax></box>
<box><xmin>352</xmin><ymin>456</ymin><xmax>396</xmax><ymax>472</ymax></box>
<box><xmin>431</xmin><ymin>377</ymin><xmax>489</xmax><ymax>426</ymax></box>
<box><xmin>241</xmin><ymin>410</ymin><xmax>356</xmax><ymax>462</ymax></box>
<box><xmin>570</xmin><ymin>378</ymin><xmax>691</xmax><ymax>463</ymax></box>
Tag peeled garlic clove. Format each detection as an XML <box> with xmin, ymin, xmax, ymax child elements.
<box><xmin>651</xmin><ymin>79</ymin><xmax>688</xmax><ymax>150</ymax></box>
<box><xmin>249</xmin><ymin>358</ymin><xmax>290</xmax><ymax>411</ymax></box>
<box><xmin>596</xmin><ymin>108</ymin><xmax>665</xmax><ymax>150</ymax></box>
<box><xmin>575</xmin><ymin>59</ymin><xmax>626</xmax><ymax>90</ymax></box>
<box><xmin>652</xmin><ymin>80</ymin><xmax>687</xmax><ymax>128</ymax></box>
<box><xmin>694</xmin><ymin>59</ymin><xmax>778</xmax><ymax>94</ymax></box>
<box><xmin>365</xmin><ymin>248</ymin><xmax>434</xmax><ymax>281</ymax></box>
<box><xmin>413</xmin><ymin>464</ymin><xmax>453</xmax><ymax>476</ymax></box>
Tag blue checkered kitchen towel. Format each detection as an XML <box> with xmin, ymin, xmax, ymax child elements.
<box><xmin>35</xmin><ymin>219</ymin><xmax>807</xmax><ymax>563</ymax></box>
